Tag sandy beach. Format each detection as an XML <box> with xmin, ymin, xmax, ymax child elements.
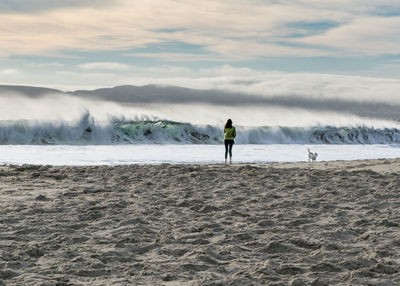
<box><xmin>1</xmin><ymin>159</ymin><xmax>400</xmax><ymax>285</ymax></box>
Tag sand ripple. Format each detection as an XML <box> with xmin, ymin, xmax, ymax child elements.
<box><xmin>1</xmin><ymin>159</ymin><xmax>400</xmax><ymax>285</ymax></box>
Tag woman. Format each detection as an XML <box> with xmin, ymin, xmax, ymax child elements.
<box><xmin>224</xmin><ymin>119</ymin><xmax>236</xmax><ymax>164</ymax></box>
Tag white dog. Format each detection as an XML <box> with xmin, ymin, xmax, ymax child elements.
<box><xmin>307</xmin><ymin>148</ymin><xmax>318</xmax><ymax>162</ymax></box>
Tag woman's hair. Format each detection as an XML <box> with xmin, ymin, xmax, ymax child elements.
<box><xmin>225</xmin><ymin>119</ymin><xmax>233</xmax><ymax>129</ymax></box>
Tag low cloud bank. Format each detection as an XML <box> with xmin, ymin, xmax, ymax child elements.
<box><xmin>2</xmin><ymin>69</ymin><xmax>400</xmax><ymax>126</ymax></box>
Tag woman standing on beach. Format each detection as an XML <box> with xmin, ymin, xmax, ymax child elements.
<box><xmin>224</xmin><ymin>119</ymin><xmax>236</xmax><ymax>164</ymax></box>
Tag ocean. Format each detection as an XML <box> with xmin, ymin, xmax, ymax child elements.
<box><xmin>1</xmin><ymin>83</ymin><xmax>400</xmax><ymax>165</ymax></box>
<box><xmin>1</xmin><ymin>144</ymin><xmax>400</xmax><ymax>165</ymax></box>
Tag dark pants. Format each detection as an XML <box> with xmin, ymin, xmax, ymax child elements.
<box><xmin>224</xmin><ymin>139</ymin><xmax>234</xmax><ymax>159</ymax></box>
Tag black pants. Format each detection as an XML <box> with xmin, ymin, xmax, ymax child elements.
<box><xmin>224</xmin><ymin>139</ymin><xmax>234</xmax><ymax>159</ymax></box>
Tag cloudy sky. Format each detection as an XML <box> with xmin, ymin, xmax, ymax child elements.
<box><xmin>1</xmin><ymin>0</ymin><xmax>400</xmax><ymax>90</ymax></box>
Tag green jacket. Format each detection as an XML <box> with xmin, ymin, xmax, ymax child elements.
<box><xmin>224</xmin><ymin>126</ymin><xmax>236</xmax><ymax>140</ymax></box>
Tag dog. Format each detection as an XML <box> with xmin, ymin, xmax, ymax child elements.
<box><xmin>307</xmin><ymin>148</ymin><xmax>318</xmax><ymax>162</ymax></box>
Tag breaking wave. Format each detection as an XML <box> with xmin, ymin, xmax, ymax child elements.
<box><xmin>1</xmin><ymin>114</ymin><xmax>400</xmax><ymax>145</ymax></box>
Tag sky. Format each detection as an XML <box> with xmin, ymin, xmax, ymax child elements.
<box><xmin>1</xmin><ymin>0</ymin><xmax>400</xmax><ymax>91</ymax></box>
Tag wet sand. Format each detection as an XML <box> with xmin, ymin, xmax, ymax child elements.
<box><xmin>1</xmin><ymin>159</ymin><xmax>400</xmax><ymax>285</ymax></box>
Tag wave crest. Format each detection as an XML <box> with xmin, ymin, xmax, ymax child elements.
<box><xmin>1</xmin><ymin>116</ymin><xmax>400</xmax><ymax>145</ymax></box>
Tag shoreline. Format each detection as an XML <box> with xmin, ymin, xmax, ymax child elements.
<box><xmin>2</xmin><ymin>156</ymin><xmax>400</xmax><ymax>172</ymax></box>
<box><xmin>1</xmin><ymin>158</ymin><xmax>399</xmax><ymax>285</ymax></box>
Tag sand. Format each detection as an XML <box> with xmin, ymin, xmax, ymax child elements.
<box><xmin>1</xmin><ymin>159</ymin><xmax>400</xmax><ymax>285</ymax></box>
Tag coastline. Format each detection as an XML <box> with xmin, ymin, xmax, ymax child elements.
<box><xmin>1</xmin><ymin>159</ymin><xmax>399</xmax><ymax>285</ymax></box>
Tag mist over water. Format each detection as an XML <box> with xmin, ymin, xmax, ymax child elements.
<box><xmin>1</xmin><ymin>77</ymin><xmax>400</xmax><ymax>145</ymax></box>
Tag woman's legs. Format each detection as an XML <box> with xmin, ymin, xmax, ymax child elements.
<box><xmin>224</xmin><ymin>140</ymin><xmax>234</xmax><ymax>163</ymax></box>
<box><xmin>225</xmin><ymin>140</ymin><xmax>229</xmax><ymax>162</ymax></box>
<box><xmin>228</xmin><ymin>141</ymin><xmax>233</xmax><ymax>163</ymax></box>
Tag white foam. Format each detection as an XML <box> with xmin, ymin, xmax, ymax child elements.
<box><xmin>1</xmin><ymin>144</ymin><xmax>399</xmax><ymax>166</ymax></box>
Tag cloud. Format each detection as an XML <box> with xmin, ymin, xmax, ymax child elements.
<box><xmin>126</xmin><ymin>52</ymin><xmax>232</xmax><ymax>62</ymax></box>
<box><xmin>0</xmin><ymin>0</ymin><xmax>114</xmax><ymax>13</ymax></box>
<box><xmin>0</xmin><ymin>0</ymin><xmax>383</xmax><ymax>60</ymax></box>
<box><xmin>29</xmin><ymin>62</ymin><xmax>65</xmax><ymax>68</ymax></box>
<box><xmin>78</xmin><ymin>62</ymin><xmax>130</xmax><ymax>71</ymax></box>
<box><xmin>3</xmin><ymin>62</ymin><xmax>400</xmax><ymax>103</ymax></box>
<box><xmin>0</xmin><ymin>68</ymin><xmax>19</xmax><ymax>75</ymax></box>
<box><xmin>298</xmin><ymin>16</ymin><xmax>400</xmax><ymax>55</ymax></box>
<box><xmin>1</xmin><ymin>0</ymin><xmax>400</xmax><ymax>65</ymax></box>
<box><xmin>4</xmin><ymin>62</ymin><xmax>400</xmax><ymax>125</ymax></box>
<box><xmin>67</xmin><ymin>84</ymin><xmax>400</xmax><ymax>125</ymax></box>
<box><xmin>16</xmin><ymin>64</ymin><xmax>400</xmax><ymax>104</ymax></box>
<box><xmin>3</xmin><ymin>70</ymin><xmax>400</xmax><ymax>126</ymax></box>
